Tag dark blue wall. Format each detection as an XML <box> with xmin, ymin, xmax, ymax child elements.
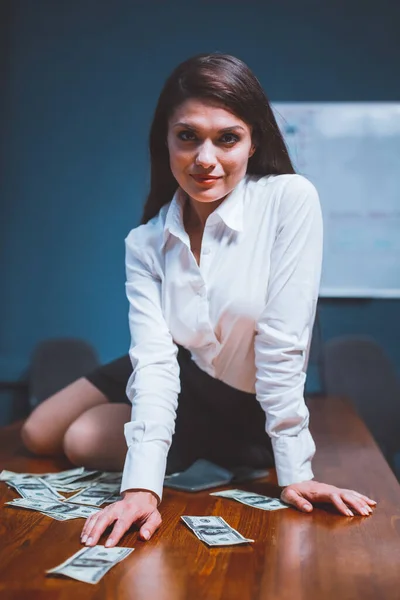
<box><xmin>1</xmin><ymin>1</ymin><xmax>399</xmax><ymax>421</ymax></box>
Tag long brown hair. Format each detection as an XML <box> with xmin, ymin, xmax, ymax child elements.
<box><xmin>141</xmin><ymin>53</ymin><xmax>295</xmax><ymax>225</ymax></box>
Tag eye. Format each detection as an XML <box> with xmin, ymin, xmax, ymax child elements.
<box><xmin>177</xmin><ymin>130</ymin><xmax>197</xmax><ymax>142</ymax></box>
<box><xmin>220</xmin><ymin>133</ymin><xmax>240</xmax><ymax>145</ymax></box>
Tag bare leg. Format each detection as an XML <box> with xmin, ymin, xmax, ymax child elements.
<box><xmin>62</xmin><ymin>404</ymin><xmax>131</xmax><ymax>471</ymax></box>
<box><xmin>21</xmin><ymin>378</ymin><xmax>109</xmax><ymax>456</ymax></box>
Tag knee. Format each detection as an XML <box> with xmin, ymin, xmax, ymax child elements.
<box><xmin>63</xmin><ymin>417</ymin><xmax>99</xmax><ymax>467</ymax></box>
<box><xmin>21</xmin><ymin>419</ymin><xmax>51</xmax><ymax>456</ymax></box>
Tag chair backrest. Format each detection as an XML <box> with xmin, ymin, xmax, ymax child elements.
<box><xmin>320</xmin><ymin>335</ymin><xmax>400</xmax><ymax>461</ymax></box>
<box><xmin>29</xmin><ymin>338</ymin><xmax>100</xmax><ymax>408</ymax></box>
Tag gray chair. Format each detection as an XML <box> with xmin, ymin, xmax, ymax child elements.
<box><xmin>319</xmin><ymin>335</ymin><xmax>400</xmax><ymax>474</ymax></box>
<box><xmin>28</xmin><ymin>338</ymin><xmax>100</xmax><ymax>410</ymax></box>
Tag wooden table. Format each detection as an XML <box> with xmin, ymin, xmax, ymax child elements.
<box><xmin>0</xmin><ymin>396</ymin><xmax>399</xmax><ymax>600</ymax></box>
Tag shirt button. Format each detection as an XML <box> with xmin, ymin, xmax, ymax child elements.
<box><xmin>202</xmin><ymin>247</ymin><xmax>211</xmax><ymax>255</ymax></box>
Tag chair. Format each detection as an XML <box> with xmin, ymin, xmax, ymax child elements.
<box><xmin>319</xmin><ymin>335</ymin><xmax>400</xmax><ymax>474</ymax></box>
<box><xmin>28</xmin><ymin>338</ymin><xmax>100</xmax><ymax>410</ymax></box>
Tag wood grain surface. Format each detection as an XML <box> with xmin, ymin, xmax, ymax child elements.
<box><xmin>0</xmin><ymin>396</ymin><xmax>399</xmax><ymax>600</ymax></box>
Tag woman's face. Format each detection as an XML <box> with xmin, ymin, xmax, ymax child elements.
<box><xmin>167</xmin><ymin>98</ymin><xmax>255</xmax><ymax>205</ymax></box>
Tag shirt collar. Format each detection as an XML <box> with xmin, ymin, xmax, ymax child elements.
<box><xmin>161</xmin><ymin>187</ymin><xmax>187</xmax><ymax>250</ymax></box>
<box><xmin>161</xmin><ymin>175</ymin><xmax>248</xmax><ymax>251</ymax></box>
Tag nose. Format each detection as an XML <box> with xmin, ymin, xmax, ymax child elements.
<box><xmin>195</xmin><ymin>140</ymin><xmax>216</xmax><ymax>168</ymax></box>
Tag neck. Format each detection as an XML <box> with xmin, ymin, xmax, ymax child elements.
<box><xmin>185</xmin><ymin>195</ymin><xmax>225</xmax><ymax>230</ymax></box>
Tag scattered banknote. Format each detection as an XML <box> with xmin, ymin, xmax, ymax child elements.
<box><xmin>1</xmin><ymin>468</ymin><xmax>87</xmax><ymax>483</ymax></box>
<box><xmin>42</xmin><ymin>467</ymin><xmax>87</xmax><ymax>482</ymax></box>
<box><xmin>52</xmin><ymin>481</ymin><xmax>98</xmax><ymax>493</ymax></box>
<box><xmin>48</xmin><ymin>471</ymin><xmax>122</xmax><ymax>493</ymax></box>
<box><xmin>49</xmin><ymin>473</ymin><xmax>104</xmax><ymax>493</ymax></box>
<box><xmin>6</xmin><ymin>497</ymin><xmax>100</xmax><ymax>521</ymax></box>
<box><xmin>46</xmin><ymin>545</ymin><xmax>134</xmax><ymax>584</ymax></box>
<box><xmin>103</xmin><ymin>493</ymin><xmax>123</xmax><ymax>504</ymax></box>
<box><xmin>1</xmin><ymin>468</ymin><xmax>123</xmax><ymax>508</ymax></box>
<box><xmin>181</xmin><ymin>515</ymin><xmax>253</xmax><ymax>546</ymax></box>
<box><xmin>0</xmin><ymin>470</ymin><xmax>51</xmax><ymax>483</ymax></box>
<box><xmin>6</xmin><ymin>476</ymin><xmax>65</xmax><ymax>502</ymax></box>
<box><xmin>95</xmin><ymin>472</ymin><xmax>122</xmax><ymax>485</ymax></box>
<box><xmin>67</xmin><ymin>484</ymin><xmax>119</xmax><ymax>507</ymax></box>
<box><xmin>1</xmin><ymin>468</ymin><xmax>122</xmax><ymax>493</ymax></box>
<box><xmin>0</xmin><ymin>468</ymin><xmax>98</xmax><ymax>492</ymax></box>
<box><xmin>210</xmin><ymin>489</ymin><xmax>289</xmax><ymax>511</ymax></box>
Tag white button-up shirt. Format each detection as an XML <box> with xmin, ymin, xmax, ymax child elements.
<box><xmin>121</xmin><ymin>173</ymin><xmax>323</xmax><ymax>501</ymax></box>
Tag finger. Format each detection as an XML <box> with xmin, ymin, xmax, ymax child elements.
<box><xmin>82</xmin><ymin>513</ymin><xmax>103</xmax><ymax>544</ymax></box>
<box><xmin>365</xmin><ymin>497</ymin><xmax>377</xmax><ymax>505</ymax></box>
<box><xmin>85</xmin><ymin>511</ymin><xmax>116</xmax><ymax>546</ymax></box>
<box><xmin>329</xmin><ymin>492</ymin><xmax>356</xmax><ymax>516</ymax></box>
<box><xmin>357</xmin><ymin>494</ymin><xmax>377</xmax><ymax>506</ymax></box>
<box><xmin>281</xmin><ymin>488</ymin><xmax>313</xmax><ymax>513</ymax></box>
<box><xmin>105</xmin><ymin>517</ymin><xmax>133</xmax><ymax>548</ymax></box>
<box><xmin>341</xmin><ymin>492</ymin><xmax>373</xmax><ymax>516</ymax></box>
<box><xmin>344</xmin><ymin>490</ymin><xmax>377</xmax><ymax>506</ymax></box>
<box><xmin>81</xmin><ymin>514</ymin><xmax>98</xmax><ymax>542</ymax></box>
<box><xmin>139</xmin><ymin>510</ymin><xmax>162</xmax><ymax>540</ymax></box>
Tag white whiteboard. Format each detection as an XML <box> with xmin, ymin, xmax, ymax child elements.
<box><xmin>273</xmin><ymin>103</ymin><xmax>400</xmax><ymax>298</ymax></box>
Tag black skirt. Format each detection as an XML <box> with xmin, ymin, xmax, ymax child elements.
<box><xmin>86</xmin><ymin>346</ymin><xmax>274</xmax><ymax>474</ymax></box>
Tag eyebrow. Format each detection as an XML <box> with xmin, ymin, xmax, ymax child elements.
<box><xmin>172</xmin><ymin>122</ymin><xmax>246</xmax><ymax>133</ymax></box>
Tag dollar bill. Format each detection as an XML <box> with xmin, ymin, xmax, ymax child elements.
<box><xmin>50</xmin><ymin>472</ymin><xmax>104</xmax><ymax>492</ymax></box>
<box><xmin>59</xmin><ymin>471</ymin><xmax>122</xmax><ymax>493</ymax></box>
<box><xmin>46</xmin><ymin>545</ymin><xmax>134</xmax><ymax>584</ymax></box>
<box><xmin>210</xmin><ymin>489</ymin><xmax>289</xmax><ymax>511</ymax></box>
<box><xmin>67</xmin><ymin>483</ymin><xmax>119</xmax><ymax>507</ymax></box>
<box><xmin>1</xmin><ymin>468</ymin><xmax>85</xmax><ymax>483</ymax></box>
<box><xmin>95</xmin><ymin>472</ymin><xmax>122</xmax><ymax>485</ymax></box>
<box><xmin>1</xmin><ymin>468</ymin><xmax>120</xmax><ymax>484</ymax></box>
<box><xmin>42</xmin><ymin>468</ymin><xmax>87</xmax><ymax>482</ymax></box>
<box><xmin>0</xmin><ymin>470</ymin><xmax>45</xmax><ymax>482</ymax></box>
<box><xmin>45</xmin><ymin>470</ymin><xmax>101</xmax><ymax>489</ymax></box>
<box><xmin>7</xmin><ymin>476</ymin><xmax>65</xmax><ymax>502</ymax></box>
<box><xmin>51</xmin><ymin>481</ymin><xmax>96</xmax><ymax>493</ymax></box>
<box><xmin>6</xmin><ymin>497</ymin><xmax>100</xmax><ymax>520</ymax></box>
<box><xmin>103</xmin><ymin>493</ymin><xmax>123</xmax><ymax>504</ymax></box>
<box><xmin>1</xmin><ymin>468</ymin><xmax>100</xmax><ymax>486</ymax></box>
<box><xmin>1</xmin><ymin>469</ymin><xmax>123</xmax><ymax>497</ymax></box>
<box><xmin>181</xmin><ymin>515</ymin><xmax>253</xmax><ymax>546</ymax></box>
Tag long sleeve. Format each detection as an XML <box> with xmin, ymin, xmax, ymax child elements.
<box><xmin>120</xmin><ymin>230</ymin><xmax>180</xmax><ymax>502</ymax></box>
<box><xmin>254</xmin><ymin>176</ymin><xmax>323</xmax><ymax>486</ymax></box>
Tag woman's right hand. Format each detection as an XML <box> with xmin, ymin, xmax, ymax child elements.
<box><xmin>80</xmin><ymin>489</ymin><xmax>161</xmax><ymax>547</ymax></box>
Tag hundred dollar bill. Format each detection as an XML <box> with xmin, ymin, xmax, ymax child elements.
<box><xmin>51</xmin><ymin>481</ymin><xmax>96</xmax><ymax>493</ymax></box>
<box><xmin>103</xmin><ymin>493</ymin><xmax>123</xmax><ymax>504</ymax></box>
<box><xmin>95</xmin><ymin>472</ymin><xmax>122</xmax><ymax>485</ymax></box>
<box><xmin>6</xmin><ymin>497</ymin><xmax>100</xmax><ymax>521</ymax></box>
<box><xmin>46</xmin><ymin>545</ymin><xmax>134</xmax><ymax>584</ymax></box>
<box><xmin>210</xmin><ymin>489</ymin><xmax>289</xmax><ymax>511</ymax></box>
<box><xmin>1</xmin><ymin>468</ymin><xmax>99</xmax><ymax>485</ymax></box>
<box><xmin>50</xmin><ymin>472</ymin><xmax>104</xmax><ymax>492</ymax></box>
<box><xmin>7</xmin><ymin>476</ymin><xmax>65</xmax><ymax>502</ymax></box>
<box><xmin>1</xmin><ymin>468</ymin><xmax>120</xmax><ymax>489</ymax></box>
<box><xmin>1</xmin><ymin>468</ymin><xmax>85</xmax><ymax>482</ymax></box>
<box><xmin>50</xmin><ymin>472</ymin><xmax>122</xmax><ymax>494</ymax></box>
<box><xmin>1</xmin><ymin>468</ymin><xmax>122</xmax><ymax>497</ymax></box>
<box><xmin>181</xmin><ymin>515</ymin><xmax>253</xmax><ymax>546</ymax></box>
<box><xmin>42</xmin><ymin>467</ymin><xmax>87</xmax><ymax>482</ymax></box>
<box><xmin>45</xmin><ymin>469</ymin><xmax>100</xmax><ymax>488</ymax></box>
<box><xmin>0</xmin><ymin>470</ymin><xmax>47</xmax><ymax>482</ymax></box>
<box><xmin>67</xmin><ymin>484</ymin><xmax>118</xmax><ymax>507</ymax></box>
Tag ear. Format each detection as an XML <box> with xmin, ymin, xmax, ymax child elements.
<box><xmin>249</xmin><ymin>144</ymin><xmax>256</xmax><ymax>158</ymax></box>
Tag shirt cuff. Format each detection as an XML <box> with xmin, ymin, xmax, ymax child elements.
<box><xmin>271</xmin><ymin>427</ymin><xmax>316</xmax><ymax>486</ymax></box>
<box><xmin>120</xmin><ymin>438</ymin><xmax>167</xmax><ymax>503</ymax></box>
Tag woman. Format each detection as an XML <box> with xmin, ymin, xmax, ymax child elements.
<box><xmin>22</xmin><ymin>53</ymin><xmax>376</xmax><ymax>547</ymax></box>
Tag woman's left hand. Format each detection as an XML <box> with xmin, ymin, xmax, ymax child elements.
<box><xmin>280</xmin><ymin>480</ymin><xmax>377</xmax><ymax>516</ymax></box>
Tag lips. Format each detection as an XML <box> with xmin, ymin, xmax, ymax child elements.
<box><xmin>191</xmin><ymin>175</ymin><xmax>222</xmax><ymax>183</ymax></box>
